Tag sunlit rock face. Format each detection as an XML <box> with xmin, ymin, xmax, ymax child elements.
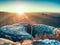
<box><xmin>54</xmin><ymin>28</ymin><xmax>60</xmax><ymax>41</ymax></box>
<box><xmin>0</xmin><ymin>38</ymin><xmax>14</xmax><ymax>45</ymax></box>
<box><xmin>33</xmin><ymin>39</ymin><xmax>60</xmax><ymax>45</ymax></box>
<box><xmin>22</xmin><ymin>40</ymin><xmax>32</xmax><ymax>45</ymax></box>
<box><xmin>32</xmin><ymin>24</ymin><xmax>56</xmax><ymax>37</ymax></box>
<box><xmin>0</xmin><ymin>24</ymin><xmax>33</xmax><ymax>42</ymax></box>
<box><xmin>54</xmin><ymin>28</ymin><xmax>60</xmax><ymax>35</ymax></box>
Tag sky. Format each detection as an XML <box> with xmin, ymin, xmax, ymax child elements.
<box><xmin>0</xmin><ymin>0</ymin><xmax>60</xmax><ymax>12</ymax></box>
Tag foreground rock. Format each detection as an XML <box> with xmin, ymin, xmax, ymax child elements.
<box><xmin>32</xmin><ymin>24</ymin><xmax>56</xmax><ymax>37</ymax></box>
<box><xmin>0</xmin><ymin>24</ymin><xmax>33</xmax><ymax>42</ymax></box>
<box><xmin>12</xmin><ymin>22</ymin><xmax>31</xmax><ymax>33</ymax></box>
<box><xmin>19</xmin><ymin>22</ymin><xmax>31</xmax><ymax>34</ymax></box>
<box><xmin>33</xmin><ymin>39</ymin><xmax>60</xmax><ymax>45</ymax></box>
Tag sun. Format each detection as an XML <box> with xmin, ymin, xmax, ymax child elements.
<box><xmin>16</xmin><ymin>7</ymin><xmax>25</xmax><ymax>15</ymax></box>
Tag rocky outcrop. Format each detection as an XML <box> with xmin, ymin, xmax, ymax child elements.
<box><xmin>32</xmin><ymin>24</ymin><xmax>56</xmax><ymax>37</ymax></box>
<box><xmin>0</xmin><ymin>24</ymin><xmax>33</xmax><ymax>42</ymax></box>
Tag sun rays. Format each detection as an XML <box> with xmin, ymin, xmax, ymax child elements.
<box><xmin>16</xmin><ymin>7</ymin><xmax>25</xmax><ymax>15</ymax></box>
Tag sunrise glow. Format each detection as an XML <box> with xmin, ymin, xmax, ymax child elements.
<box><xmin>16</xmin><ymin>7</ymin><xmax>25</xmax><ymax>15</ymax></box>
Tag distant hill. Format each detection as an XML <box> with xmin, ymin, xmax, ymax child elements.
<box><xmin>26</xmin><ymin>12</ymin><xmax>60</xmax><ymax>27</ymax></box>
<box><xmin>0</xmin><ymin>12</ymin><xmax>60</xmax><ymax>27</ymax></box>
